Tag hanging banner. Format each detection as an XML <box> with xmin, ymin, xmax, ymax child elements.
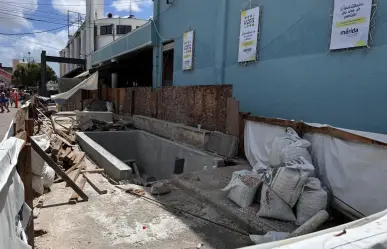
<box><xmin>182</xmin><ymin>30</ymin><xmax>194</xmax><ymax>71</ymax></box>
<box><xmin>330</xmin><ymin>0</ymin><xmax>372</xmax><ymax>50</ymax></box>
<box><xmin>238</xmin><ymin>6</ymin><xmax>260</xmax><ymax>62</ymax></box>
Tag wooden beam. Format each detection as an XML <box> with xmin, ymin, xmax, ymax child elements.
<box><xmin>30</xmin><ymin>138</ymin><xmax>89</xmax><ymax>201</ymax></box>
<box><xmin>69</xmin><ymin>177</ymin><xmax>87</xmax><ymax>204</ymax></box>
<box><xmin>24</xmin><ymin>119</ymin><xmax>34</xmax><ymax>248</ymax></box>
<box><xmin>81</xmin><ymin>169</ymin><xmax>104</xmax><ymax>173</ymax></box>
<box><xmin>245</xmin><ymin>115</ymin><xmax>303</xmax><ymax>134</ymax></box>
<box><xmin>83</xmin><ymin>173</ymin><xmax>107</xmax><ymax>195</ymax></box>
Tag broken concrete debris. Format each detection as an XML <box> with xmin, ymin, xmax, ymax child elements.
<box><xmin>150</xmin><ymin>180</ymin><xmax>172</xmax><ymax>195</ymax></box>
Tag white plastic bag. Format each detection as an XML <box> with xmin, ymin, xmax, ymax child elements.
<box><xmin>257</xmin><ymin>184</ymin><xmax>296</xmax><ymax>222</ymax></box>
<box><xmin>32</xmin><ymin>175</ymin><xmax>44</xmax><ymax>194</ymax></box>
<box><xmin>296</xmin><ymin>177</ymin><xmax>328</xmax><ymax>225</ymax></box>
<box><xmin>31</xmin><ymin>134</ymin><xmax>50</xmax><ymax>175</ymax></box>
<box><xmin>250</xmin><ymin>231</ymin><xmax>289</xmax><ymax>245</ymax></box>
<box><xmin>271</xmin><ymin>157</ymin><xmax>314</xmax><ymax>207</ymax></box>
<box><xmin>42</xmin><ymin>163</ymin><xmax>55</xmax><ymax>188</ymax></box>
<box><xmin>222</xmin><ymin>170</ymin><xmax>261</xmax><ymax>208</ymax></box>
<box><xmin>106</xmin><ymin>102</ymin><xmax>113</xmax><ymax>112</ymax></box>
<box><xmin>269</xmin><ymin>127</ymin><xmax>312</xmax><ymax>166</ymax></box>
<box><xmin>280</xmin><ymin>139</ymin><xmax>312</xmax><ymax>164</ymax></box>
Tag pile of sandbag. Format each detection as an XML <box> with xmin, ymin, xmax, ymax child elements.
<box><xmin>257</xmin><ymin>128</ymin><xmax>328</xmax><ymax>225</ymax></box>
<box><xmin>222</xmin><ymin>127</ymin><xmax>328</xmax><ymax>225</ymax></box>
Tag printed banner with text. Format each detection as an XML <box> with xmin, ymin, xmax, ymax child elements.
<box><xmin>330</xmin><ymin>0</ymin><xmax>372</xmax><ymax>50</ymax></box>
<box><xmin>182</xmin><ymin>31</ymin><xmax>194</xmax><ymax>71</ymax></box>
<box><xmin>238</xmin><ymin>7</ymin><xmax>260</xmax><ymax>62</ymax></box>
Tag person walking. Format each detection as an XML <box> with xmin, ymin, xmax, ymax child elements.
<box><xmin>0</xmin><ymin>92</ymin><xmax>10</xmax><ymax>113</ymax></box>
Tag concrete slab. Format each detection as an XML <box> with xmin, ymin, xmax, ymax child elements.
<box><xmin>171</xmin><ymin>165</ymin><xmax>298</xmax><ymax>235</ymax></box>
<box><xmin>35</xmin><ymin>166</ymin><xmax>253</xmax><ymax>249</ymax></box>
<box><xmin>132</xmin><ymin>115</ymin><xmax>209</xmax><ymax>150</ymax></box>
<box><xmin>76</xmin><ymin>132</ymin><xmax>132</xmax><ymax>181</ymax></box>
<box><xmin>81</xmin><ymin>130</ymin><xmax>224</xmax><ymax>181</ymax></box>
<box><xmin>205</xmin><ymin>131</ymin><xmax>239</xmax><ymax>158</ymax></box>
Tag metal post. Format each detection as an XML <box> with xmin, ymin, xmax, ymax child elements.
<box><xmin>40</xmin><ymin>51</ymin><xmax>47</xmax><ymax>97</ymax></box>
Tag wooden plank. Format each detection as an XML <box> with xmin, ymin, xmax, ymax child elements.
<box><xmin>69</xmin><ymin>177</ymin><xmax>87</xmax><ymax>204</ymax></box>
<box><xmin>83</xmin><ymin>173</ymin><xmax>107</xmax><ymax>195</ymax></box>
<box><xmin>302</xmin><ymin>124</ymin><xmax>387</xmax><ymax>146</ymax></box>
<box><xmin>66</xmin><ymin>161</ymin><xmax>85</xmax><ymax>187</ymax></box>
<box><xmin>81</xmin><ymin>169</ymin><xmax>104</xmax><ymax>173</ymax></box>
<box><xmin>59</xmin><ymin>147</ymin><xmax>71</xmax><ymax>161</ymax></box>
<box><xmin>226</xmin><ymin>98</ymin><xmax>240</xmax><ymax>137</ymax></box>
<box><xmin>31</xmin><ymin>138</ymin><xmax>89</xmax><ymax>201</ymax></box>
<box><xmin>73</xmin><ymin>152</ymin><xmax>85</xmax><ymax>165</ymax></box>
<box><xmin>245</xmin><ymin>115</ymin><xmax>303</xmax><ymax>135</ymax></box>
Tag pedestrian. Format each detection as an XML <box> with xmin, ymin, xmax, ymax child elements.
<box><xmin>10</xmin><ymin>89</ymin><xmax>15</xmax><ymax>107</ymax></box>
<box><xmin>0</xmin><ymin>92</ymin><xmax>10</xmax><ymax>113</ymax></box>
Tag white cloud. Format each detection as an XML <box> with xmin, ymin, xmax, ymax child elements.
<box><xmin>0</xmin><ymin>0</ymin><xmax>37</xmax><ymax>31</ymax></box>
<box><xmin>0</xmin><ymin>29</ymin><xmax>68</xmax><ymax>76</ymax></box>
<box><xmin>52</xmin><ymin>0</ymin><xmax>86</xmax><ymax>15</ymax></box>
<box><xmin>112</xmin><ymin>0</ymin><xmax>152</xmax><ymax>13</ymax></box>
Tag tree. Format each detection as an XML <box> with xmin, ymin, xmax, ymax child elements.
<box><xmin>13</xmin><ymin>63</ymin><xmax>57</xmax><ymax>87</ymax></box>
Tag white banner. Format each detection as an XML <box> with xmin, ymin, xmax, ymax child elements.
<box><xmin>238</xmin><ymin>7</ymin><xmax>260</xmax><ymax>62</ymax></box>
<box><xmin>330</xmin><ymin>0</ymin><xmax>372</xmax><ymax>50</ymax></box>
<box><xmin>182</xmin><ymin>31</ymin><xmax>194</xmax><ymax>71</ymax></box>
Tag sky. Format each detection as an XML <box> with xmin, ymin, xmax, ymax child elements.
<box><xmin>0</xmin><ymin>0</ymin><xmax>153</xmax><ymax>76</ymax></box>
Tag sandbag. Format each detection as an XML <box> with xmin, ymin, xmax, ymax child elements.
<box><xmin>257</xmin><ymin>184</ymin><xmax>296</xmax><ymax>222</ymax></box>
<box><xmin>268</xmin><ymin>127</ymin><xmax>312</xmax><ymax>166</ymax></box>
<box><xmin>30</xmin><ymin>134</ymin><xmax>50</xmax><ymax>176</ymax></box>
<box><xmin>270</xmin><ymin>157</ymin><xmax>314</xmax><ymax>207</ymax></box>
<box><xmin>280</xmin><ymin>139</ymin><xmax>312</xmax><ymax>164</ymax></box>
<box><xmin>269</xmin><ymin>128</ymin><xmax>298</xmax><ymax>166</ymax></box>
<box><xmin>42</xmin><ymin>163</ymin><xmax>55</xmax><ymax>188</ymax></box>
<box><xmin>222</xmin><ymin>170</ymin><xmax>262</xmax><ymax>208</ymax></box>
<box><xmin>296</xmin><ymin>177</ymin><xmax>328</xmax><ymax>225</ymax></box>
<box><xmin>32</xmin><ymin>175</ymin><xmax>44</xmax><ymax>194</ymax></box>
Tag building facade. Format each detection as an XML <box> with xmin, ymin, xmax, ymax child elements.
<box><xmin>89</xmin><ymin>0</ymin><xmax>387</xmax><ymax>134</ymax></box>
<box><xmin>59</xmin><ymin>0</ymin><xmax>147</xmax><ymax>77</ymax></box>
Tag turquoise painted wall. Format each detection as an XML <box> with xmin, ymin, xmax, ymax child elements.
<box><xmin>153</xmin><ymin>0</ymin><xmax>387</xmax><ymax>134</ymax></box>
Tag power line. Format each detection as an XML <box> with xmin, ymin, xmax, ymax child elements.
<box><xmin>0</xmin><ymin>0</ymin><xmax>151</xmax><ymax>6</ymax></box>
<box><xmin>0</xmin><ymin>2</ymin><xmax>70</xmax><ymax>21</ymax></box>
<box><xmin>0</xmin><ymin>25</ymin><xmax>68</xmax><ymax>35</ymax></box>
<box><xmin>0</xmin><ymin>11</ymin><xmax>73</xmax><ymax>25</ymax></box>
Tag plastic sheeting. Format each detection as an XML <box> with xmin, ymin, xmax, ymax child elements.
<box><xmin>304</xmin><ymin>132</ymin><xmax>387</xmax><ymax>218</ymax></box>
<box><xmin>244</xmin><ymin>121</ymin><xmax>286</xmax><ymax>168</ymax></box>
<box><xmin>51</xmin><ymin>71</ymin><xmax>98</xmax><ymax>101</ymax></box>
<box><xmin>242</xmin><ymin>209</ymin><xmax>387</xmax><ymax>249</ymax></box>
<box><xmin>0</xmin><ymin>137</ymin><xmax>30</xmax><ymax>249</ymax></box>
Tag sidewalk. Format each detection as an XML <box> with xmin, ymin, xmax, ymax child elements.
<box><xmin>0</xmin><ymin>107</ymin><xmax>18</xmax><ymax>140</ymax></box>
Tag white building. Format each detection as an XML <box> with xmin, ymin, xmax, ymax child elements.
<box><xmin>59</xmin><ymin>0</ymin><xmax>147</xmax><ymax>77</ymax></box>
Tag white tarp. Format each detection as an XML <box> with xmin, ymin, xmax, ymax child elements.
<box><xmin>329</xmin><ymin>0</ymin><xmax>372</xmax><ymax>50</ymax></box>
<box><xmin>244</xmin><ymin>120</ymin><xmax>387</xmax><ymax>219</ymax></box>
<box><xmin>182</xmin><ymin>31</ymin><xmax>194</xmax><ymax>71</ymax></box>
<box><xmin>74</xmin><ymin>71</ymin><xmax>90</xmax><ymax>78</ymax></box>
<box><xmin>0</xmin><ymin>137</ymin><xmax>30</xmax><ymax>249</ymax></box>
<box><xmin>51</xmin><ymin>71</ymin><xmax>98</xmax><ymax>101</ymax></box>
<box><xmin>238</xmin><ymin>6</ymin><xmax>260</xmax><ymax>62</ymax></box>
<box><xmin>244</xmin><ymin>120</ymin><xmax>286</xmax><ymax>168</ymax></box>
<box><xmin>242</xmin><ymin>209</ymin><xmax>387</xmax><ymax>249</ymax></box>
<box><xmin>304</xmin><ymin>132</ymin><xmax>387</xmax><ymax>218</ymax></box>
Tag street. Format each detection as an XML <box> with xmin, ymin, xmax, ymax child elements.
<box><xmin>0</xmin><ymin>107</ymin><xmax>17</xmax><ymax>140</ymax></box>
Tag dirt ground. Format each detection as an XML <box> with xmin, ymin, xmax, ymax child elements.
<box><xmin>34</xmin><ymin>159</ymin><xmax>253</xmax><ymax>249</ymax></box>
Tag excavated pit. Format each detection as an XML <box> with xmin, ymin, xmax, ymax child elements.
<box><xmin>76</xmin><ymin>130</ymin><xmax>224</xmax><ymax>181</ymax></box>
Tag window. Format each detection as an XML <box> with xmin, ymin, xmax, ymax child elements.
<box><xmin>116</xmin><ymin>25</ymin><xmax>132</xmax><ymax>35</ymax></box>
<box><xmin>100</xmin><ymin>25</ymin><xmax>113</xmax><ymax>35</ymax></box>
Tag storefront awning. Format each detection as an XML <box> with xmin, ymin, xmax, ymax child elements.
<box><xmin>51</xmin><ymin>71</ymin><xmax>98</xmax><ymax>101</ymax></box>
